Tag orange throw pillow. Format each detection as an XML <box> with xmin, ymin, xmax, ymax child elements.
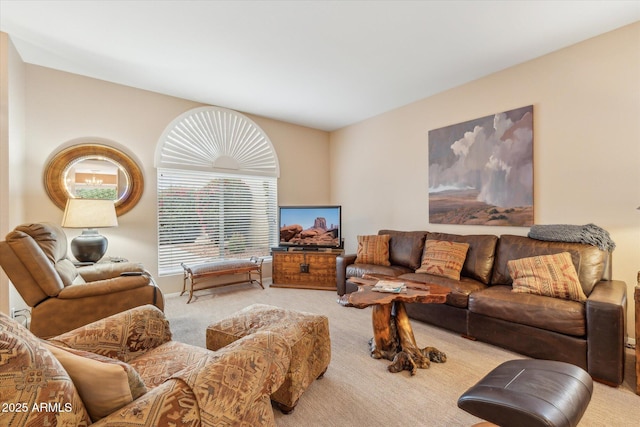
<box><xmin>416</xmin><ymin>240</ymin><xmax>469</xmax><ymax>280</ymax></box>
<box><xmin>508</xmin><ymin>252</ymin><xmax>586</xmax><ymax>302</ymax></box>
<box><xmin>355</xmin><ymin>235</ymin><xmax>391</xmax><ymax>266</ymax></box>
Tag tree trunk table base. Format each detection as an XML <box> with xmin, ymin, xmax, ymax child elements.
<box><xmin>368</xmin><ymin>301</ymin><xmax>447</xmax><ymax>375</ymax></box>
<box><xmin>339</xmin><ymin>275</ymin><xmax>450</xmax><ymax>375</ymax></box>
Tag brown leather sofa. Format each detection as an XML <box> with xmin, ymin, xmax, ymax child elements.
<box><xmin>0</xmin><ymin>222</ymin><xmax>164</xmax><ymax>338</ymax></box>
<box><xmin>336</xmin><ymin>229</ymin><xmax>627</xmax><ymax>386</ymax></box>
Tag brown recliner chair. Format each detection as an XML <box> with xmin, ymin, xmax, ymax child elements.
<box><xmin>0</xmin><ymin>222</ymin><xmax>164</xmax><ymax>338</ymax></box>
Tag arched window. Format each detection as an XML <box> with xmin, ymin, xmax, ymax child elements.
<box><xmin>155</xmin><ymin>106</ymin><xmax>279</xmax><ymax>275</ymax></box>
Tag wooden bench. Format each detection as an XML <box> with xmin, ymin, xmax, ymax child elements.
<box><xmin>180</xmin><ymin>257</ymin><xmax>264</xmax><ymax>303</ymax></box>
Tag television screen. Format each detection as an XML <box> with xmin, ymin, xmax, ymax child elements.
<box><xmin>279</xmin><ymin>205</ymin><xmax>342</xmax><ymax>248</ymax></box>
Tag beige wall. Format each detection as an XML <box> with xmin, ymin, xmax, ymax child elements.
<box><xmin>330</xmin><ymin>23</ymin><xmax>640</xmax><ymax>340</ymax></box>
<box><xmin>0</xmin><ymin>32</ymin><xmax>10</xmax><ymax>314</ymax></box>
<box><xmin>15</xmin><ymin>65</ymin><xmax>330</xmax><ymax>296</ymax></box>
<box><xmin>0</xmin><ymin>33</ymin><xmax>27</xmax><ymax>314</ymax></box>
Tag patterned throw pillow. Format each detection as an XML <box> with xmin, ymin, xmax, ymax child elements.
<box><xmin>43</xmin><ymin>342</ymin><xmax>147</xmax><ymax>422</ymax></box>
<box><xmin>507</xmin><ymin>252</ymin><xmax>586</xmax><ymax>302</ymax></box>
<box><xmin>0</xmin><ymin>313</ymin><xmax>91</xmax><ymax>426</ymax></box>
<box><xmin>355</xmin><ymin>234</ymin><xmax>391</xmax><ymax>266</ymax></box>
<box><xmin>416</xmin><ymin>240</ymin><xmax>470</xmax><ymax>280</ymax></box>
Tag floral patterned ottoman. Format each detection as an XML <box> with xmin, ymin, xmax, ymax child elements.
<box><xmin>206</xmin><ymin>303</ymin><xmax>331</xmax><ymax>413</ymax></box>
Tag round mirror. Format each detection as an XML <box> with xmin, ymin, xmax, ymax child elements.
<box><xmin>44</xmin><ymin>144</ymin><xmax>144</xmax><ymax>216</ymax></box>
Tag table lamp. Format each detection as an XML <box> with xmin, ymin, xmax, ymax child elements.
<box><xmin>61</xmin><ymin>198</ymin><xmax>118</xmax><ymax>263</ymax></box>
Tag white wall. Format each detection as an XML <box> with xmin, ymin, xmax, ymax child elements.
<box><xmin>330</xmin><ymin>23</ymin><xmax>640</xmax><ymax>339</ymax></box>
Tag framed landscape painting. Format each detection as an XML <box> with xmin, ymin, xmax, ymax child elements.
<box><xmin>428</xmin><ymin>105</ymin><xmax>533</xmax><ymax>226</ymax></box>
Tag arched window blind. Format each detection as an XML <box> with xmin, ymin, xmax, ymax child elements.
<box><xmin>155</xmin><ymin>106</ymin><xmax>280</xmax><ymax>275</ymax></box>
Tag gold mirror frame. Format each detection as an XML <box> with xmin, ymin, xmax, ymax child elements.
<box><xmin>44</xmin><ymin>144</ymin><xmax>144</xmax><ymax>216</ymax></box>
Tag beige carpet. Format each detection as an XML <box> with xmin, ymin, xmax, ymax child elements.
<box><xmin>164</xmin><ymin>282</ymin><xmax>639</xmax><ymax>426</ymax></box>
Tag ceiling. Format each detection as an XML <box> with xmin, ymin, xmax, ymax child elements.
<box><xmin>1</xmin><ymin>1</ymin><xmax>639</xmax><ymax>131</ymax></box>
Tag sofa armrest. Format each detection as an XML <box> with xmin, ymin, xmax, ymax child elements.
<box><xmin>91</xmin><ymin>380</ymin><xmax>196</xmax><ymax>427</ymax></box>
<box><xmin>173</xmin><ymin>331</ymin><xmax>291</xmax><ymax>425</ymax></box>
<box><xmin>77</xmin><ymin>262</ymin><xmax>146</xmax><ymax>281</ymax></box>
<box><xmin>57</xmin><ymin>275</ymin><xmax>151</xmax><ymax>299</ymax></box>
<box><xmin>336</xmin><ymin>254</ymin><xmax>357</xmax><ymax>296</ymax></box>
<box><xmin>48</xmin><ymin>305</ymin><xmax>171</xmax><ymax>363</ymax></box>
<box><xmin>94</xmin><ymin>331</ymin><xmax>290</xmax><ymax>427</ymax></box>
<box><xmin>586</xmin><ymin>279</ymin><xmax>627</xmax><ymax>386</ymax></box>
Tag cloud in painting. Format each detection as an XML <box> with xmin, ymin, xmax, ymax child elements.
<box><xmin>428</xmin><ymin>106</ymin><xmax>533</xmax><ymax>208</ymax></box>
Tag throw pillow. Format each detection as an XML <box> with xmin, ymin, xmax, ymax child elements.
<box><xmin>43</xmin><ymin>342</ymin><xmax>147</xmax><ymax>422</ymax></box>
<box><xmin>416</xmin><ymin>240</ymin><xmax>470</xmax><ymax>280</ymax></box>
<box><xmin>507</xmin><ymin>252</ymin><xmax>586</xmax><ymax>302</ymax></box>
<box><xmin>0</xmin><ymin>313</ymin><xmax>91</xmax><ymax>425</ymax></box>
<box><xmin>355</xmin><ymin>234</ymin><xmax>391</xmax><ymax>266</ymax></box>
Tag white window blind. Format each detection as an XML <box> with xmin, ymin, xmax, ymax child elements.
<box><xmin>157</xmin><ymin>168</ymin><xmax>278</xmax><ymax>275</ymax></box>
<box><xmin>155</xmin><ymin>106</ymin><xmax>280</xmax><ymax>276</ymax></box>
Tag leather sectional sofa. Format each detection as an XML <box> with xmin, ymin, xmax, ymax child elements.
<box><xmin>336</xmin><ymin>229</ymin><xmax>627</xmax><ymax>386</ymax></box>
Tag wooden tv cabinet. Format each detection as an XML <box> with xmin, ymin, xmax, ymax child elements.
<box><xmin>271</xmin><ymin>249</ymin><xmax>343</xmax><ymax>290</ymax></box>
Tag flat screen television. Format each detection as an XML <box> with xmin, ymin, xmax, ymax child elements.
<box><xmin>278</xmin><ymin>205</ymin><xmax>342</xmax><ymax>249</ymax></box>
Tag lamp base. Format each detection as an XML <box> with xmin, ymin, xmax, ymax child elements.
<box><xmin>70</xmin><ymin>229</ymin><xmax>108</xmax><ymax>263</ymax></box>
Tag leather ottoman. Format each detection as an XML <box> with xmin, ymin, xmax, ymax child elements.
<box><xmin>206</xmin><ymin>304</ymin><xmax>331</xmax><ymax>413</ymax></box>
<box><xmin>458</xmin><ymin>359</ymin><xmax>593</xmax><ymax>427</ymax></box>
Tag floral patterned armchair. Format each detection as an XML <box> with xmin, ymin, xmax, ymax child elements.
<box><xmin>0</xmin><ymin>305</ymin><xmax>291</xmax><ymax>426</ymax></box>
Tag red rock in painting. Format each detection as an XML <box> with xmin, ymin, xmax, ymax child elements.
<box><xmin>280</xmin><ymin>224</ymin><xmax>303</xmax><ymax>242</ymax></box>
<box><xmin>280</xmin><ymin>217</ymin><xmax>339</xmax><ymax>246</ymax></box>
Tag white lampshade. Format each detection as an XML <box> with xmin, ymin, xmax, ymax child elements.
<box><xmin>62</xmin><ymin>198</ymin><xmax>118</xmax><ymax>229</ymax></box>
<box><xmin>61</xmin><ymin>199</ymin><xmax>118</xmax><ymax>263</ymax></box>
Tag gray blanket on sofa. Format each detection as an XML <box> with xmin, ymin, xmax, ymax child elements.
<box><xmin>527</xmin><ymin>223</ymin><xmax>616</xmax><ymax>251</ymax></box>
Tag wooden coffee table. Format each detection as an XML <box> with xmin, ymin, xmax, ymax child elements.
<box><xmin>338</xmin><ymin>274</ymin><xmax>451</xmax><ymax>375</ymax></box>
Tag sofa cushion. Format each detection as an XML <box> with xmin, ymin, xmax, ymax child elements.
<box><xmin>347</xmin><ymin>263</ymin><xmax>413</xmax><ymax>280</ymax></box>
<box><xmin>56</xmin><ymin>258</ymin><xmax>80</xmax><ymax>287</ymax></box>
<box><xmin>508</xmin><ymin>252</ymin><xmax>586</xmax><ymax>302</ymax></box>
<box><xmin>378</xmin><ymin>230</ymin><xmax>427</xmax><ymax>270</ymax></box>
<box><xmin>400</xmin><ymin>272</ymin><xmax>487</xmax><ymax>308</ymax></box>
<box><xmin>44</xmin><ymin>342</ymin><xmax>147</xmax><ymax>422</ymax></box>
<box><xmin>0</xmin><ymin>313</ymin><xmax>90</xmax><ymax>426</ymax></box>
<box><xmin>355</xmin><ymin>234</ymin><xmax>391</xmax><ymax>266</ymax></box>
<box><xmin>468</xmin><ymin>285</ymin><xmax>586</xmax><ymax>337</ymax></box>
<box><xmin>427</xmin><ymin>232</ymin><xmax>498</xmax><ymax>285</ymax></box>
<box><xmin>49</xmin><ymin>304</ymin><xmax>172</xmax><ymax>363</ymax></box>
<box><xmin>16</xmin><ymin>222</ymin><xmax>69</xmax><ymax>263</ymax></box>
<box><xmin>18</xmin><ymin>222</ymin><xmax>80</xmax><ymax>287</ymax></box>
<box><xmin>129</xmin><ymin>341</ymin><xmax>212</xmax><ymax>389</ymax></box>
<box><xmin>491</xmin><ymin>235</ymin><xmax>607</xmax><ymax>296</ymax></box>
<box><xmin>416</xmin><ymin>240</ymin><xmax>470</xmax><ymax>280</ymax></box>
<box><xmin>4</xmin><ymin>230</ymin><xmax>66</xmax><ymax>296</ymax></box>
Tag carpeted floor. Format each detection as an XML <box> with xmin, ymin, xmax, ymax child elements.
<box><xmin>164</xmin><ymin>282</ymin><xmax>639</xmax><ymax>426</ymax></box>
